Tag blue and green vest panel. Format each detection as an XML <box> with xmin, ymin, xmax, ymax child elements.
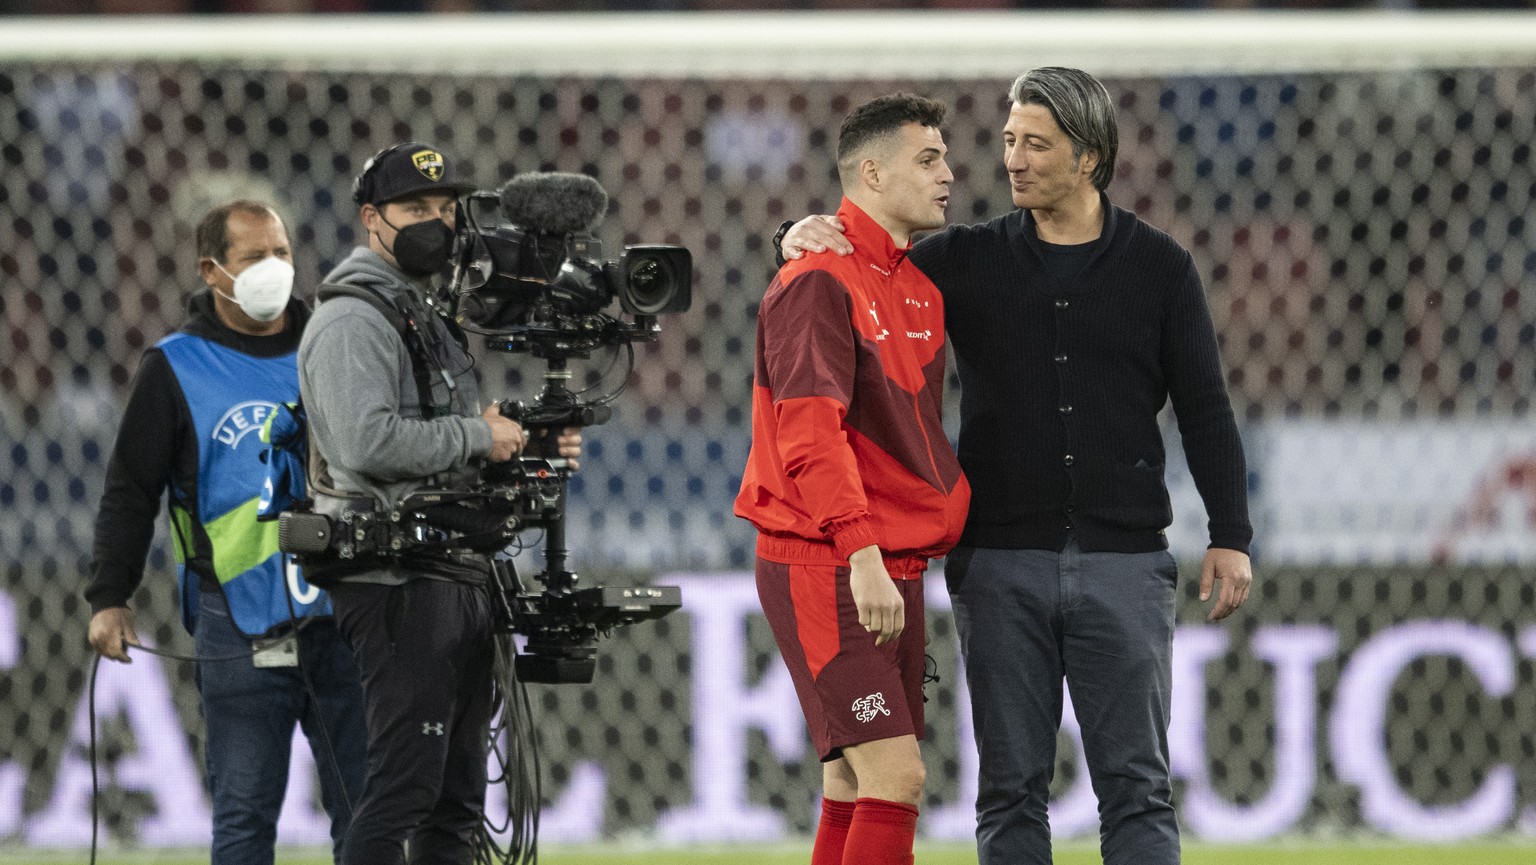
<box><xmin>158</xmin><ymin>332</ymin><xmax>331</xmax><ymax>636</ymax></box>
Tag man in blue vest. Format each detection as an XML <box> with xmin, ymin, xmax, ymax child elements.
<box><xmin>86</xmin><ymin>200</ymin><xmax>367</xmax><ymax>865</ymax></box>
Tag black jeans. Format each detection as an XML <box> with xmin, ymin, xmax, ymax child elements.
<box><xmin>330</xmin><ymin>578</ymin><xmax>495</xmax><ymax>865</ymax></box>
<box><xmin>948</xmin><ymin>539</ymin><xmax>1180</xmax><ymax>865</ymax></box>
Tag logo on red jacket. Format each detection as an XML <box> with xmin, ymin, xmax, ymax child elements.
<box><xmin>866</xmin><ymin>300</ymin><xmax>890</xmax><ymax>342</ymax></box>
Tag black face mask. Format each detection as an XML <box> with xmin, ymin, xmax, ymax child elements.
<box><xmin>380</xmin><ymin>214</ymin><xmax>454</xmax><ymax>278</ymax></box>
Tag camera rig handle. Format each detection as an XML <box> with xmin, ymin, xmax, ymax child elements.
<box><xmin>472</xmin><ymin>345</ymin><xmax>685</xmax><ymax>686</ymax></box>
<box><xmin>497</xmin><ymin>356</ymin><xmax>613</xmax><ymax>597</ymax></box>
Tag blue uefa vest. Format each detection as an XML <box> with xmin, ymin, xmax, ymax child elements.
<box><xmin>157</xmin><ymin>331</ymin><xmax>331</xmax><ymax>636</ymax></box>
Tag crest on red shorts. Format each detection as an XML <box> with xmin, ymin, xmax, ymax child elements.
<box><xmin>852</xmin><ymin>692</ymin><xmax>890</xmax><ymax>724</ymax></box>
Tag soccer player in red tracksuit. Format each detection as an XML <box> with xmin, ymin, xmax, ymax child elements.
<box><xmin>735</xmin><ymin>94</ymin><xmax>971</xmax><ymax>865</ymax></box>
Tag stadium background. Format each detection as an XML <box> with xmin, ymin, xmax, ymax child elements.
<box><xmin>3</xmin><ymin>7</ymin><xmax>1536</xmax><ymax>860</ymax></box>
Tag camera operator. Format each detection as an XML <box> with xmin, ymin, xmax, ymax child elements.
<box><xmin>299</xmin><ymin>142</ymin><xmax>579</xmax><ymax>865</ymax></box>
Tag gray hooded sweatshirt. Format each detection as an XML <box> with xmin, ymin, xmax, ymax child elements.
<box><xmin>298</xmin><ymin>247</ymin><xmax>494</xmax><ymax>583</ymax></box>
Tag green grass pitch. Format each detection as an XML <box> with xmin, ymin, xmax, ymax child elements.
<box><xmin>13</xmin><ymin>841</ymin><xmax>1535</xmax><ymax>864</ymax></box>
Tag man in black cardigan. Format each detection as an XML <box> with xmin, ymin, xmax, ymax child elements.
<box><xmin>780</xmin><ymin>66</ymin><xmax>1253</xmax><ymax>865</ymax></box>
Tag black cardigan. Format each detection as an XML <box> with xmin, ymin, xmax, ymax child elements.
<box><xmin>911</xmin><ymin>196</ymin><xmax>1252</xmax><ymax>555</ymax></box>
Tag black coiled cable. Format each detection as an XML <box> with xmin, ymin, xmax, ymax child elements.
<box><xmin>475</xmin><ymin>632</ymin><xmax>541</xmax><ymax>865</ymax></box>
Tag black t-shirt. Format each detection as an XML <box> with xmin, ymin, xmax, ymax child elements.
<box><xmin>1039</xmin><ymin>238</ymin><xmax>1098</xmax><ymax>285</ymax></box>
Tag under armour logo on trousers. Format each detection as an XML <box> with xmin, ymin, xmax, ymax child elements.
<box><xmin>423</xmin><ymin>722</ymin><xmax>445</xmax><ymax>736</ymax></box>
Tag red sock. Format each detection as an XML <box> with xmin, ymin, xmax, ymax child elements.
<box><xmin>843</xmin><ymin>797</ymin><xmax>919</xmax><ymax>865</ymax></box>
<box><xmin>812</xmin><ymin>797</ymin><xmax>857</xmax><ymax>865</ymax></box>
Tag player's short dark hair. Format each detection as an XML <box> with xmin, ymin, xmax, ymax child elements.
<box><xmin>1009</xmin><ymin>67</ymin><xmax>1119</xmax><ymax>192</ymax></box>
<box><xmin>196</xmin><ymin>200</ymin><xmax>281</xmax><ymax>262</ymax></box>
<box><xmin>836</xmin><ymin>92</ymin><xmax>948</xmax><ymax>182</ymax></box>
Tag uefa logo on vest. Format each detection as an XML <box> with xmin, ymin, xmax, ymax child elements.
<box><xmin>213</xmin><ymin>401</ymin><xmax>277</xmax><ymax>449</ymax></box>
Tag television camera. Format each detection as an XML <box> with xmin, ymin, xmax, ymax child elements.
<box><xmin>449</xmin><ymin>171</ymin><xmax>691</xmax><ymax>684</ymax></box>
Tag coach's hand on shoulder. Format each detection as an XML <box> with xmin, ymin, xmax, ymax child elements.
<box><xmin>482</xmin><ymin>404</ymin><xmax>527</xmax><ymax>463</ymax></box>
<box><xmin>89</xmin><ymin>606</ymin><xmax>141</xmax><ymax>663</ymax></box>
<box><xmin>781</xmin><ymin>215</ymin><xmax>852</xmax><ymax>260</ymax></box>
<box><xmin>1201</xmin><ymin>547</ymin><xmax>1253</xmax><ymax>622</ymax></box>
<box><xmin>849</xmin><ymin>545</ymin><xmax>903</xmax><ymax>646</ymax></box>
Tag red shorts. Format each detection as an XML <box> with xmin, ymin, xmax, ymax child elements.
<box><xmin>755</xmin><ymin>556</ymin><xmax>926</xmax><ymax>761</ymax></box>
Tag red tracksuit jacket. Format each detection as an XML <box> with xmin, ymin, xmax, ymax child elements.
<box><xmin>735</xmin><ymin>199</ymin><xmax>970</xmax><ymax>572</ymax></box>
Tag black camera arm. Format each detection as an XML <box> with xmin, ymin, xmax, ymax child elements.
<box><xmin>495</xmin><ymin>356</ymin><xmax>613</xmax><ymax>597</ymax></box>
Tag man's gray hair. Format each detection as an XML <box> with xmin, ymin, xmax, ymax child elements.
<box><xmin>1009</xmin><ymin>67</ymin><xmax>1119</xmax><ymax>192</ymax></box>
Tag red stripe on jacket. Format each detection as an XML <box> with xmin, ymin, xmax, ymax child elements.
<box><xmin>735</xmin><ymin>199</ymin><xmax>970</xmax><ymax>571</ymax></box>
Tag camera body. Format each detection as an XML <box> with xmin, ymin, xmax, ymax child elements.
<box><xmin>459</xmin><ymin>225</ymin><xmax>692</xmax><ymax>336</ymax></box>
<box><xmin>449</xmin><ymin>184</ymin><xmax>691</xmax><ymax>358</ymax></box>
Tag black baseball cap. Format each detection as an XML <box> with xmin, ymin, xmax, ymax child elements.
<box><xmin>352</xmin><ymin>142</ymin><xmax>477</xmax><ymax>206</ymax></box>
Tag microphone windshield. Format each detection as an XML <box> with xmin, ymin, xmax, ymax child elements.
<box><xmin>497</xmin><ymin>172</ymin><xmax>609</xmax><ymax>236</ymax></box>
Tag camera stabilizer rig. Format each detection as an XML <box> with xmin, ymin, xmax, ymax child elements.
<box><xmin>482</xmin><ymin>370</ymin><xmax>679</xmax><ymax>686</ymax></box>
<box><xmin>279</xmin><ymin>171</ymin><xmax>691</xmax><ymax>686</ymax></box>
<box><xmin>449</xmin><ymin>171</ymin><xmax>693</xmax><ymax>685</ymax></box>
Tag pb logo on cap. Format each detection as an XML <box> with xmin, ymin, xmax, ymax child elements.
<box><xmin>412</xmin><ymin>149</ymin><xmax>446</xmax><ymax>181</ymax></box>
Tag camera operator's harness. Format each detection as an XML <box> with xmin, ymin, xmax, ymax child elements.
<box><xmin>273</xmin><ymin>282</ymin><xmax>533</xmax><ymax>566</ymax></box>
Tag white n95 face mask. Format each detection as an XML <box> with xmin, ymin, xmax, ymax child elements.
<box><xmin>215</xmin><ymin>256</ymin><xmax>295</xmax><ymax>322</ymax></box>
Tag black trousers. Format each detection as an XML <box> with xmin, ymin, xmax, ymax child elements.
<box><xmin>330</xmin><ymin>578</ymin><xmax>495</xmax><ymax>865</ymax></box>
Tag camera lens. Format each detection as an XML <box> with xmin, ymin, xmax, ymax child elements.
<box><xmin>619</xmin><ymin>245</ymin><xmax>692</xmax><ymax>316</ymax></box>
<box><xmin>627</xmin><ymin>256</ymin><xmax>669</xmax><ymax>310</ymax></box>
